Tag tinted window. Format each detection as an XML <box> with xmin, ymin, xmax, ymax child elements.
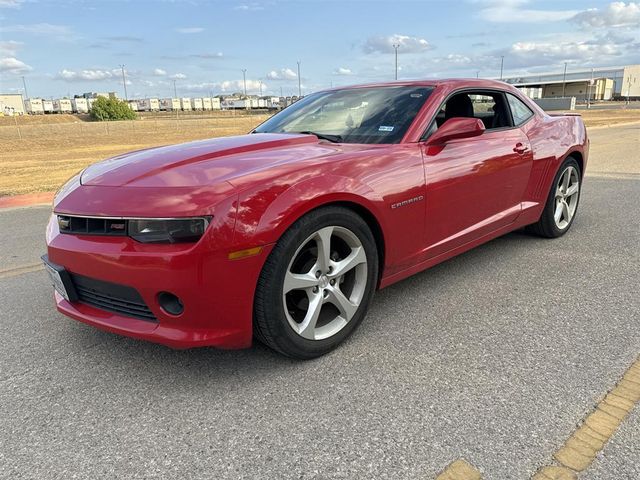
<box><xmin>254</xmin><ymin>86</ymin><xmax>433</xmax><ymax>144</ymax></box>
<box><xmin>433</xmin><ymin>91</ymin><xmax>511</xmax><ymax>130</ymax></box>
<box><xmin>507</xmin><ymin>93</ymin><xmax>534</xmax><ymax>126</ymax></box>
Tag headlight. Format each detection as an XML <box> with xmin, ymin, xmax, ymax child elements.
<box><xmin>128</xmin><ymin>217</ymin><xmax>211</xmax><ymax>243</ymax></box>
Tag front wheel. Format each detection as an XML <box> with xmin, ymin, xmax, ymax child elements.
<box><xmin>528</xmin><ymin>157</ymin><xmax>582</xmax><ymax>238</ymax></box>
<box><xmin>254</xmin><ymin>207</ymin><xmax>378</xmax><ymax>359</ymax></box>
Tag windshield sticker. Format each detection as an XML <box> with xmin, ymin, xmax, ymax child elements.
<box><xmin>378</xmin><ymin>126</ymin><xmax>394</xmax><ymax>132</ymax></box>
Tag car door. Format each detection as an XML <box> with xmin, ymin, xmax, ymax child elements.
<box><xmin>420</xmin><ymin>90</ymin><xmax>533</xmax><ymax>259</ymax></box>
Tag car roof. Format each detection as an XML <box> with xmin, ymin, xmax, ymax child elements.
<box><xmin>322</xmin><ymin>78</ymin><xmax>516</xmax><ymax>92</ymax></box>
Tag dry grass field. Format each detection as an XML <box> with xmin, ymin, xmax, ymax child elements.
<box><xmin>1</xmin><ymin>107</ymin><xmax>638</xmax><ymax>197</ymax></box>
<box><xmin>0</xmin><ymin>113</ymin><xmax>272</xmax><ymax>196</ymax></box>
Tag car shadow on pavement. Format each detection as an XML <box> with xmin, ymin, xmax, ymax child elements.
<box><xmin>62</xmin><ymin>228</ymin><xmax>554</xmax><ymax>388</ymax></box>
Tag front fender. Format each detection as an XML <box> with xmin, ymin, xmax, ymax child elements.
<box><xmin>233</xmin><ymin>174</ymin><xmax>387</xmax><ymax>248</ymax></box>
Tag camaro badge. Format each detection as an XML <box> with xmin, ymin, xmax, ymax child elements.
<box><xmin>391</xmin><ymin>195</ymin><xmax>424</xmax><ymax>209</ymax></box>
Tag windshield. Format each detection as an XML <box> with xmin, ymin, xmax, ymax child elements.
<box><xmin>253</xmin><ymin>86</ymin><xmax>433</xmax><ymax>144</ymax></box>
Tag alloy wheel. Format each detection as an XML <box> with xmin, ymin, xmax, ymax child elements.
<box><xmin>283</xmin><ymin>226</ymin><xmax>368</xmax><ymax>340</ymax></box>
<box><xmin>553</xmin><ymin>165</ymin><xmax>580</xmax><ymax>230</ymax></box>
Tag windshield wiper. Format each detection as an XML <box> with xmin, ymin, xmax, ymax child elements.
<box><xmin>295</xmin><ymin>131</ymin><xmax>343</xmax><ymax>143</ymax></box>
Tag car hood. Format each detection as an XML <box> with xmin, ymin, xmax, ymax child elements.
<box><xmin>80</xmin><ymin>133</ymin><xmax>357</xmax><ymax>188</ymax></box>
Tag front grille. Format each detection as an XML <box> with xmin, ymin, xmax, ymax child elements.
<box><xmin>70</xmin><ymin>273</ymin><xmax>157</xmax><ymax>322</ymax></box>
<box><xmin>58</xmin><ymin>215</ymin><xmax>127</xmax><ymax>236</ymax></box>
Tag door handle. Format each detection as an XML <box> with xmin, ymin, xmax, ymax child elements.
<box><xmin>513</xmin><ymin>143</ymin><xmax>529</xmax><ymax>154</ymax></box>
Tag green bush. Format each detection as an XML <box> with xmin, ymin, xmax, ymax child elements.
<box><xmin>90</xmin><ymin>96</ymin><xmax>136</xmax><ymax>121</ymax></box>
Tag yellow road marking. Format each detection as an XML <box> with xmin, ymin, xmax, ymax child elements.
<box><xmin>533</xmin><ymin>356</ymin><xmax>640</xmax><ymax>479</ymax></box>
<box><xmin>0</xmin><ymin>262</ymin><xmax>44</xmax><ymax>279</ymax></box>
<box><xmin>436</xmin><ymin>459</ymin><xmax>482</xmax><ymax>480</ymax></box>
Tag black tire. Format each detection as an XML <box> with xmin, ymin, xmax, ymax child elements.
<box><xmin>528</xmin><ymin>156</ymin><xmax>582</xmax><ymax>238</ymax></box>
<box><xmin>253</xmin><ymin>206</ymin><xmax>378</xmax><ymax>359</ymax></box>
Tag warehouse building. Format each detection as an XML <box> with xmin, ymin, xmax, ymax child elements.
<box><xmin>0</xmin><ymin>93</ymin><xmax>25</xmax><ymax>115</ymax></box>
<box><xmin>504</xmin><ymin>64</ymin><xmax>640</xmax><ymax>101</ymax></box>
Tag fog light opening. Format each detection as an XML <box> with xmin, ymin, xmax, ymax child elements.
<box><xmin>158</xmin><ymin>292</ymin><xmax>184</xmax><ymax>316</ymax></box>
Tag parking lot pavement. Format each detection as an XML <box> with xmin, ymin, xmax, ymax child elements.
<box><xmin>1</xmin><ymin>130</ymin><xmax>639</xmax><ymax>479</ymax></box>
<box><xmin>583</xmin><ymin>408</ymin><xmax>640</xmax><ymax>480</ymax></box>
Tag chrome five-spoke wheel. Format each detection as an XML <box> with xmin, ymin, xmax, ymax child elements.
<box><xmin>283</xmin><ymin>226</ymin><xmax>368</xmax><ymax>340</ymax></box>
<box><xmin>254</xmin><ymin>206</ymin><xmax>378</xmax><ymax>359</ymax></box>
<box><xmin>554</xmin><ymin>165</ymin><xmax>580</xmax><ymax>230</ymax></box>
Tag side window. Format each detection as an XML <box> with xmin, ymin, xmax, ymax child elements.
<box><xmin>507</xmin><ymin>93</ymin><xmax>534</xmax><ymax>126</ymax></box>
<box><xmin>433</xmin><ymin>91</ymin><xmax>511</xmax><ymax>131</ymax></box>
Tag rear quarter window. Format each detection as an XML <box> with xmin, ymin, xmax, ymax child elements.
<box><xmin>507</xmin><ymin>93</ymin><xmax>534</xmax><ymax>126</ymax></box>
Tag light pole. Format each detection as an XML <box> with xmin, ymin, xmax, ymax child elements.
<box><xmin>120</xmin><ymin>64</ymin><xmax>128</xmax><ymax>100</ymax></box>
<box><xmin>21</xmin><ymin>76</ymin><xmax>29</xmax><ymax>98</ymax></box>
<box><xmin>476</xmin><ymin>71</ymin><xmax>480</xmax><ymax>79</ymax></box>
<box><xmin>297</xmin><ymin>61</ymin><xmax>302</xmax><ymax>97</ymax></box>
<box><xmin>499</xmin><ymin>56</ymin><xmax>504</xmax><ymax>81</ymax></box>
<box><xmin>562</xmin><ymin>62</ymin><xmax>567</xmax><ymax>98</ymax></box>
<box><xmin>627</xmin><ymin>75</ymin><xmax>636</xmax><ymax>105</ymax></box>
<box><xmin>173</xmin><ymin>79</ymin><xmax>177</xmax><ymax>98</ymax></box>
<box><xmin>393</xmin><ymin>44</ymin><xmax>400</xmax><ymax>80</ymax></box>
<box><xmin>259</xmin><ymin>80</ymin><xmax>263</xmax><ymax>96</ymax></box>
<box><xmin>242</xmin><ymin>69</ymin><xmax>247</xmax><ymax>97</ymax></box>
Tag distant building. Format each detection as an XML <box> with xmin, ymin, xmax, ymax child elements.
<box><xmin>504</xmin><ymin>64</ymin><xmax>640</xmax><ymax>101</ymax></box>
<box><xmin>0</xmin><ymin>93</ymin><xmax>25</xmax><ymax>115</ymax></box>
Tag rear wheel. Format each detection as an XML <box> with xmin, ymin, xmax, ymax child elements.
<box><xmin>254</xmin><ymin>206</ymin><xmax>378</xmax><ymax>359</ymax></box>
<box><xmin>528</xmin><ymin>157</ymin><xmax>581</xmax><ymax>238</ymax></box>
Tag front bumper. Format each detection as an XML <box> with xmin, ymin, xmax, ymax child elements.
<box><xmin>45</xmin><ymin>214</ymin><xmax>272</xmax><ymax>349</ymax></box>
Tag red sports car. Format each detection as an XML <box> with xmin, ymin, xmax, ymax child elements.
<box><xmin>44</xmin><ymin>79</ymin><xmax>588</xmax><ymax>358</ymax></box>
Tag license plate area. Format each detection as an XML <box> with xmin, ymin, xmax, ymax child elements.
<box><xmin>41</xmin><ymin>255</ymin><xmax>78</xmax><ymax>302</ymax></box>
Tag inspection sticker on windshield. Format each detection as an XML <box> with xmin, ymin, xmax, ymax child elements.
<box><xmin>378</xmin><ymin>126</ymin><xmax>394</xmax><ymax>132</ymax></box>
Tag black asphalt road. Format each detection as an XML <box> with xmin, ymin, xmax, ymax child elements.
<box><xmin>1</xmin><ymin>127</ymin><xmax>638</xmax><ymax>479</ymax></box>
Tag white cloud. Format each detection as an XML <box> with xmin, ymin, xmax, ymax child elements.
<box><xmin>363</xmin><ymin>34</ymin><xmax>432</xmax><ymax>54</ymax></box>
<box><xmin>0</xmin><ymin>56</ymin><xmax>32</xmax><ymax>74</ymax></box>
<box><xmin>183</xmin><ymin>79</ymin><xmax>265</xmax><ymax>93</ymax></box>
<box><xmin>333</xmin><ymin>67</ymin><xmax>353</xmax><ymax>76</ymax></box>
<box><xmin>56</xmin><ymin>68</ymin><xmax>119</xmax><ymax>81</ymax></box>
<box><xmin>1</xmin><ymin>23</ymin><xmax>73</xmax><ymax>37</ymax></box>
<box><xmin>475</xmin><ymin>0</ymin><xmax>578</xmax><ymax>23</ymax></box>
<box><xmin>175</xmin><ymin>27</ymin><xmax>204</xmax><ymax>34</ymax></box>
<box><xmin>153</xmin><ymin>68</ymin><xmax>167</xmax><ymax>76</ymax></box>
<box><xmin>266</xmin><ymin>68</ymin><xmax>297</xmax><ymax>80</ymax></box>
<box><xmin>0</xmin><ymin>40</ymin><xmax>22</xmax><ymax>56</ymax></box>
<box><xmin>191</xmin><ymin>52</ymin><xmax>224</xmax><ymax>59</ymax></box>
<box><xmin>436</xmin><ymin>54</ymin><xmax>473</xmax><ymax>65</ymax></box>
<box><xmin>504</xmin><ymin>39</ymin><xmax>623</xmax><ymax>68</ymax></box>
<box><xmin>0</xmin><ymin>0</ymin><xmax>23</xmax><ymax>8</ymax></box>
<box><xmin>170</xmin><ymin>73</ymin><xmax>187</xmax><ymax>79</ymax></box>
<box><xmin>572</xmin><ymin>2</ymin><xmax>640</xmax><ymax>28</ymax></box>
<box><xmin>235</xmin><ymin>3</ymin><xmax>264</xmax><ymax>11</ymax></box>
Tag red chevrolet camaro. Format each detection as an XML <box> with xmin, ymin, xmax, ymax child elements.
<box><xmin>44</xmin><ymin>79</ymin><xmax>588</xmax><ymax>358</ymax></box>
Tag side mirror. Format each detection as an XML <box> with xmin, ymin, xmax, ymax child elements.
<box><xmin>426</xmin><ymin>117</ymin><xmax>485</xmax><ymax>145</ymax></box>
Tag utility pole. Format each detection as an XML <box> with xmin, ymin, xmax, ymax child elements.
<box><xmin>173</xmin><ymin>79</ymin><xmax>177</xmax><ymax>97</ymax></box>
<box><xmin>297</xmin><ymin>61</ymin><xmax>302</xmax><ymax>97</ymax></box>
<box><xmin>562</xmin><ymin>62</ymin><xmax>567</xmax><ymax>98</ymax></box>
<box><xmin>21</xmin><ymin>76</ymin><xmax>28</xmax><ymax>98</ymax></box>
<box><xmin>259</xmin><ymin>80</ymin><xmax>263</xmax><ymax>96</ymax></box>
<box><xmin>499</xmin><ymin>56</ymin><xmax>504</xmax><ymax>81</ymax></box>
<box><xmin>476</xmin><ymin>71</ymin><xmax>480</xmax><ymax>79</ymax></box>
<box><xmin>120</xmin><ymin>64</ymin><xmax>128</xmax><ymax>100</ymax></box>
<box><xmin>241</xmin><ymin>69</ymin><xmax>247</xmax><ymax>97</ymax></box>
<box><xmin>393</xmin><ymin>44</ymin><xmax>400</xmax><ymax>80</ymax></box>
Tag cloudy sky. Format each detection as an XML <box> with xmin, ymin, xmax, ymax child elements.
<box><xmin>1</xmin><ymin>0</ymin><xmax>639</xmax><ymax>98</ymax></box>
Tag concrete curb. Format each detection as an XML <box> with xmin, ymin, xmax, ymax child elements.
<box><xmin>0</xmin><ymin>192</ymin><xmax>54</xmax><ymax>210</ymax></box>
